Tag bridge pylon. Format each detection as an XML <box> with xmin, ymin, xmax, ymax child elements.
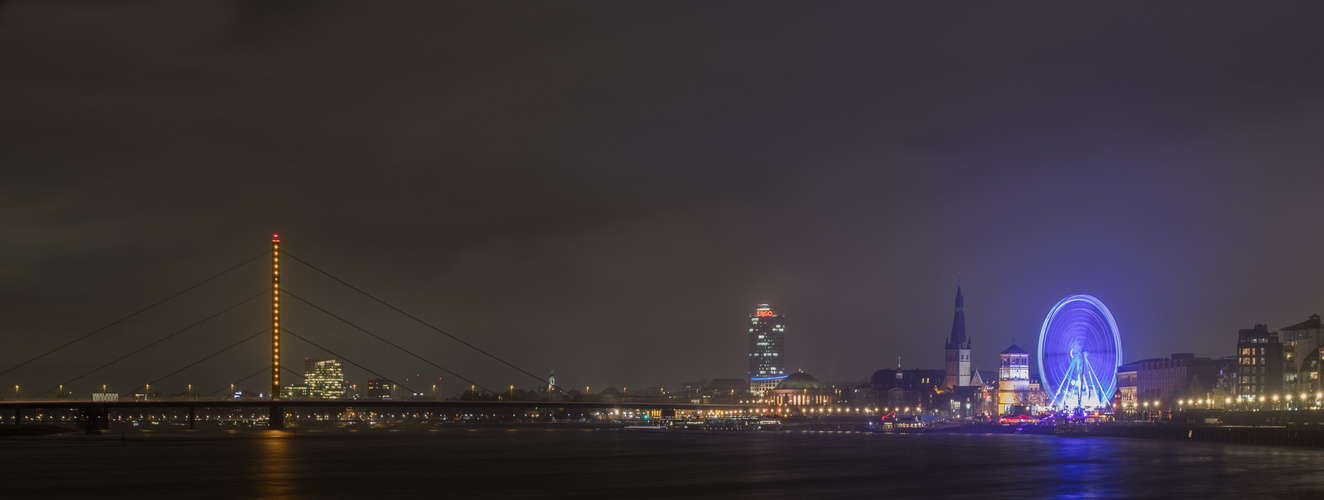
<box><xmin>271</xmin><ymin>234</ymin><xmax>284</xmax><ymax>429</ymax></box>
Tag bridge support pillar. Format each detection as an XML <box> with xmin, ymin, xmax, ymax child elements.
<box><xmin>80</xmin><ymin>407</ymin><xmax>109</xmax><ymax>434</ymax></box>
<box><xmin>269</xmin><ymin>405</ymin><xmax>284</xmax><ymax>430</ymax></box>
<box><xmin>188</xmin><ymin>406</ymin><xmax>196</xmax><ymax>430</ymax></box>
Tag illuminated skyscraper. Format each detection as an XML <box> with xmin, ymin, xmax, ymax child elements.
<box><xmin>748</xmin><ymin>304</ymin><xmax>787</xmax><ymax>395</ymax></box>
<box><xmin>304</xmin><ymin>358</ymin><xmax>348</xmax><ymax>399</ymax></box>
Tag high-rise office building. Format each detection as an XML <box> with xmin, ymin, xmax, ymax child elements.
<box><xmin>304</xmin><ymin>359</ymin><xmax>348</xmax><ymax>400</ymax></box>
<box><xmin>944</xmin><ymin>282</ymin><xmax>972</xmax><ymax>389</ymax></box>
<box><xmin>748</xmin><ymin>304</ymin><xmax>787</xmax><ymax>395</ymax></box>
<box><xmin>746</xmin><ymin>302</ymin><xmax>783</xmax><ymax>396</ymax></box>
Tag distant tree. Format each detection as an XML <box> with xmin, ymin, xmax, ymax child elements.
<box><xmin>458</xmin><ymin>388</ymin><xmax>496</xmax><ymax>401</ymax></box>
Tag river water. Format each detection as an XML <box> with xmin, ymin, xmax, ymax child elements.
<box><xmin>3</xmin><ymin>428</ymin><xmax>1322</xmax><ymax>499</ymax></box>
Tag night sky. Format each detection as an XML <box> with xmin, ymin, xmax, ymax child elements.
<box><xmin>3</xmin><ymin>2</ymin><xmax>1324</xmax><ymax>398</ymax></box>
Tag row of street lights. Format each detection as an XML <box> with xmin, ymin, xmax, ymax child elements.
<box><xmin>6</xmin><ymin>383</ymin><xmax>214</xmax><ymax>401</ymax></box>
<box><xmin>1236</xmin><ymin>392</ymin><xmax>1324</xmax><ymax>410</ymax></box>
<box><xmin>712</xmin><ymin>406</ymin><xmax>918</xmax><ymax>416</ymax></box>
<box><xmin>1119</xmin><ymin>392</ymin><xmax>1324</xmax><ymax>413</ymax></box>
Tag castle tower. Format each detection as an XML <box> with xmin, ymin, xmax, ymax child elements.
<box><xmin>944</xmin><ymin>281</ymin><xmax>972</xmax><ymax>389</ymax></box>
<box><xmin>996</xmin><ymin>344</ymin><xmax>1031</xmax><ymax>416</ymax></box>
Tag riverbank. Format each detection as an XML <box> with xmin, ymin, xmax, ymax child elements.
<box><xmin>1087</xmin><ymin>424</ymin><xmax>1324</xmax><ymax>448</ymax></box>
<box><xmin>0</xmin><ymin>424</ymin><xmax>77</xmax><ymax>437</ymax></box>
<box><xmin>928</xmin><ymin>421</ymin><xmax>1324</xmax><ymax>448</ymax></box>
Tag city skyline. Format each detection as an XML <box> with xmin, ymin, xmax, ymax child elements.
<box><xmin>4</xmin><ymin>2</ymin><xmax>1324</xmax><ymax>393</ymax></box>
<box><xmin>7</xmin><ymin>3</ymin><xmax>1324</xmax><ymax>499</ymax></box>
<box><xmin>4</xmin><ymin>260</ymin><xmax>1318</xmax><ymax>401</ymax></box>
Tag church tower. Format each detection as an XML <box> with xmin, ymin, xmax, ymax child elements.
<box><xmin>944</xmin><ymin>281</ymin><xmax>972</xmax><ymax>389</ymax></box>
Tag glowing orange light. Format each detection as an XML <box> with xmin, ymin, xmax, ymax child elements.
<box><xmin>272</xmin><ymin>234</ymin><xmax>281</xmax><ymax>400</ymax></box>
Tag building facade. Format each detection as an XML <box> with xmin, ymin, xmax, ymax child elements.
<box><xmin>748</xmin><ymin>304</ymin><xmax>788</xmax><ymax>395</ymax></box>
<box><xmin>1281</xmin><ymin>314</ymin><xmax>1322</xmax><ymax>396</ymax></box>
<box><xmin>366</xmin><ymin>378</ymin><xmax>393</xmax><ymax>400</ymax></box>
<box><xmin>1133</xmin><ymin>353</ymin><xmax>1223</xmax><ymax>403</ymax></box>
<box><xmin>304</xmin><ymin>359</ymin><xmax>348</xmax><ymax>399</ymax></box>
<box><xmin>1298</xmin><ymin>347</ymin><xmax>1324</xmax><ymax>400</ymax></box>
<box><xmin>1236</xmin><ymin>324</ymin><xmax>1283</xmax><ymax>403</ymax></box>
<box><xmin>767</xmin><ymin>372</ymin><xmax>833</xmax><ymax>407</ymax></box>
<box><xmin>996</xmin><ymin>344</ymin><xmax>1032</xmax><ymax>416</ymax></box>
<box><xmin>944</xmin><ymin>283</ymin><xmax>972</xmax><ymax>390</ymax></box>
<box><xmin>280</xmin><ymin>385</ymin><xmax>311</xmax><ymax>399</ymax></box>
<box><xmin>280</xmin><ymin>359</ymin><xmax>349</xmax><ymax>399</ymax></box>
<box><xmin>1211</xmin><ymin>356</ymin><xmax>1239</xmax><ymax>406</ymax></box>
<box><xmin>869</xmin><ymin>368</ymin><xmax>943</xmax><ymax>411</ymax></box>
<box><xmin>1115</xmin><ymin>360</ymin><xmax>1143</xmax><ymax>415</ymax></box>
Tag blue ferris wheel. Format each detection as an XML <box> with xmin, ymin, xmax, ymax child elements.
<box><xmin>1037</xmin><ymin>295</ymin><xmax>1123</xmax><ymax>411</ymax></box>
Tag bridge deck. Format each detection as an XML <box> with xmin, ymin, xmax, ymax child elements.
<box><xmin>0</xmin><ymin>400</ymin><xmax>764</xmax><ymax>411</ymax></box>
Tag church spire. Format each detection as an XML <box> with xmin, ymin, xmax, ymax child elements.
<box><xmin>948</xmin><ymin>280</ymin><xmax>968</xmax><ymax>348</ymax></box>
<box><xmin>943</xmin><ymin>279</ymin><xmax>972</xmax><ymax>389</ymax></box>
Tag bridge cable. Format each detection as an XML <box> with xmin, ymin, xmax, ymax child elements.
<box><xmin>281</xmin><ymin>327</ymin><xmax>422</xmax><ymax>395</ymax></box>
<box><xmin>280</xmin><ymin>365</ymin><xmax>306</xmax><ymax>380</ymax></box>
<box><xmin>203</xmin><ymin>365</ymin><xmax>272</xmax><ymax>398</ymax></box>
<box><xmin>31</xmin><ymin>288</ymin><xmax>270</xmax><ymax>399</ymax></box>
<box><xmin>118</xmin><ymin>327</ymin><xmax>270</xmax><ymax>397</ymax></box>
<box><xmin>0</xmin><ymin>251</ymin><xmax>266</xmax><ymax>378</ymax></box>
<box><xmin>283</xmin><ymin>252</ymin><xmax>557</xmax><ymax>390</ymax></box>
<box><xmin>283</xmin><ymin>290</ymin><xmax>492</xmax><ymax>395</ymax></box>
<box><xmin>195</xmin><ymin>365</ymin><xmax>296</xmax><ymax>399</ymax></box>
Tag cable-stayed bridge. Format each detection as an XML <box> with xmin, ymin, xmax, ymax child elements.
<box><xmin>0</xmin><ymin>235</ymin><xmax>759</xmax><ymax>432</ymax></box>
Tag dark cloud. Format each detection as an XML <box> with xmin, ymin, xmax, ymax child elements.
<box><xmin>2</xmin><ymin>1</ymin><xmax>1323</xmax><ymax>397</ymax></box>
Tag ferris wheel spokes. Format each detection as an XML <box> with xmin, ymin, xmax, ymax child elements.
<box><xmin>1049</xmin><ymin>350</ymin><xmax>1109</xmax><ymax>410</ymax></box>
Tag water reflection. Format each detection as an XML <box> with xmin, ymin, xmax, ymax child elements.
<box><xmin>254</xmin><ymin>432</ymin><xmax>296</xmax><ymax>499</ymax></box>
<box><xmin>1046</xmin><ymin>440</ymin><xmax>1111</xmax><ymax>498</ymax></box>
<box><xmin>2</xmin><ymin>429</ymin><xmax>1324</xmax><ymax>498</ymax></box>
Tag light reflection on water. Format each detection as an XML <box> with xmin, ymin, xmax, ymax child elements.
<box><xmin>2</xmin><ymin>429</ymin><xmax>1323</xmax><ymax>499</ymax></box>
<box><xmin>254</xmin><ymin>431</ymin><xmax>296</xmax><ymax>499</ymax></box>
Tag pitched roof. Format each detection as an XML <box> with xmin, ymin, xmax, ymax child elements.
<box><xmin>1000</xmin><ymin>344</ymin><xmax>1028</xmax><ymax>355</ymax></box>
<box><xmin>1282</xmin><ymin>314</ymin><xmax>1321</xmax><ymax>332</ymax></box>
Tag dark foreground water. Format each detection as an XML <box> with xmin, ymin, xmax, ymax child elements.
<box><xmin>3</xmin><ymin>428</ymin><xmax>1324</xmax><ymax>499</ymax></box>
